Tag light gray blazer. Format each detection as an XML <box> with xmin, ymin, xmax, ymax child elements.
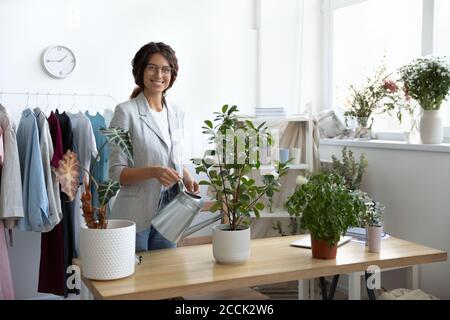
<box><xmin>109</xmin><ymin>92</ymin><xmax>184</xmax><ymax>232</ymax></box>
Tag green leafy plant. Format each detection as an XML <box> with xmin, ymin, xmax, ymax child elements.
<box><xmin>55</xmin><ymin>127</ymin><xmax>133</xmax><ymax>229</ymax></box>
<box><xmin>262</xmin><ymin>160</ymin><xmax>290</xmax><ymax>212</ymax></box>
<box><xmin>330</xmin><ymin>147</ymin><xmax>368</xmax><ymax>191</ymax></box>
<box><xmin>285</xmin><ymin>171</ymin><xmax>365</xmax><ymax>246</ymax></box>
<box><xmin>357</xmin><ymin>192</ymin><xmax>384</xmax><ymax>227</ymax></box>
<box><xmin>399</xmin><ymin>56</ymin><xmax>450</xmax><ymax>111</ymax></box>
<box><xmin>191</xmin><ymin>105</ymin><xmax>289</xmax><ymax>231</ymax></box>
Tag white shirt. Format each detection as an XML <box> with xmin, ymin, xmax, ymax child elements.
<box><xmin>0</xmin><ymin>104</ymin><xmax>24</xmax><ymax>229</ymax></box>
<box><xmin>67</xmin><ymin>111</ymin><xmax>98</xmax><ymax>256</ymax></box>
<box><xmin>149</xmin><ymin>106</ymin><xmax>172</xmax><ymax>152</ymax></box>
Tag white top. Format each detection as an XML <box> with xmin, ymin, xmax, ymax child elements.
<box><xmin>67</xmin><ymin>111</ymin><xmax>98</xmax><ymax>255</ymax></box>
<box><xmin>149</xmin><ymin>106</ymin><xmax>172</xmax><ymax>152</ymax></box>
<box><xmin>0</xmin><ymin>105</ymin><xmax>24</xmax><ymax>228</ymax></box>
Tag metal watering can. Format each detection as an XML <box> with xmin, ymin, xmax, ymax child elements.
<box><xmin>152</xmin><ymin>180</ymin><xmax>223</xmax><ymax>243</ymax></box>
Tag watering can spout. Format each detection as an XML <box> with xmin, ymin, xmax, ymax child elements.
<box><xmin>151</xmin><ymin>181</ymin><xmax>223</xmax><ymax>243</ymax></box>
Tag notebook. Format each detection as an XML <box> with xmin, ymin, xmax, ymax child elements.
<box><xmin>290</xmin><ymin>236</ymin><xmax>352</xmax><ymax>249</ymax></box>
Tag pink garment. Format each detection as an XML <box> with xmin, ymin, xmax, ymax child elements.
<box><xmin>0</xmin><ymin>220</ymin><xmax>15</xmax><ymax>299</ymax></box>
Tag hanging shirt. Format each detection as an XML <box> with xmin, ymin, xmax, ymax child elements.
<box><xmin>0</xmin><ymin>220</ymin><xmax>14</xmax><ymax>299</ymax></box>
<box><xmin>34</xmin><ymin>108</ymin><xmax>62</xmax><ymax>231</ymax></box>
<box><xmin>67</xmin><ymin>111</ymin><xmax>97</xmax><ymax>257</ymax></box>
<box><xmin>0</xmin><ymin>105</ymin><xmax>24</xmax><ymax>229</ymax></box>
<box><xmin>55</xmin><ymin>109</ymin><xmax>77</xmax><ymax>296</ymax></box>
<box><xmin>16</xmin><ymin>109</ymin><xmax>49</xmax><ymax>232</ymax></box>
<box><xmin>103</xmin><ymin>108</ymin><xmax>114</xmax><ymax>127</ymax></box>
<box><xmin>85</xmin><ymin>111</ymin><xmax>109</xmax><ymax>208</ymax></box>
<box><xmin>38</xmin><ymin>112</ymin><xmax>66</xmax><ymax>296</ymax></box>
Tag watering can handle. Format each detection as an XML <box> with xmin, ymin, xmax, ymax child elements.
<box><xmin>178</xmin><ymin>179</ymin><xmax>186</xmax><ymax>192</ymax></box>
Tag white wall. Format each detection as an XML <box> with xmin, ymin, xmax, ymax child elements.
<box><xmin>320</xmin><ymin>144</ymin><xmax>450</xmax><ymax>299</ymax></box>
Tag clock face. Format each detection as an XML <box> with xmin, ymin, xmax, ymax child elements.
<box><xmin>42</xmin><ymin>45</ymin><xmax>76</xmax><ymax>78</ymax></box>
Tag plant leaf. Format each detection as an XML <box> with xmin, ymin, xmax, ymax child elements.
<box><xmin>98</xmin><ymin>180</ymin><xmax>121</xmax><ymax>207</ymax></box>
<box><xmin>100</xmin><ymin>127</ymin><xmax>134</xmax><ymax>166</ymax></box>
<box><xmin>55</xmin><ymin>151</ymin><xmax>80</xmax><ymax>201</ymax></box>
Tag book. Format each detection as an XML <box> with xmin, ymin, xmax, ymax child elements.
<box><xmin>290</xmin><ymin>236</ymin><xmax>352</xmax><ymax>249</ymax></box>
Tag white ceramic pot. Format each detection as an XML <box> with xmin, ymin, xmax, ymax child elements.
<box><xmin>367</xmin><ymin>225</ymin><xmax>382</xmax><ymax>253</ymax></box>
<box><xmin>420</xmin><ymin>110</ymin><xmax>443</xmax><ymax>144</ymax></box>
<box><xmin>80</xmin><ymin>219</ymin><xmax>136</xmax><ymax>280</ymax></box>
<box><xmin>212</xmin><ymin>224</ymin><xmax>251</xmax><ymax>264</ymax></box>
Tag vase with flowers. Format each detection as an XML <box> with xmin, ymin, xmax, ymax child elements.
<box><xmin>399</xmin><ymin>56</ymin><xmax>450</xmax><ymax>144</ymax></box>
<box><xmin>345</xmin><ymin>62</ymin><xmax>390</xmax><ymax>139</ymax></box>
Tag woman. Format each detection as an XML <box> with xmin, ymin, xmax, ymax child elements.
<box><xmin>109</xmin><ymin>42</ymin><xmax>199</xmax><ymax>252</ymax></box>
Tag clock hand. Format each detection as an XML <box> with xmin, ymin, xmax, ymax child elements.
<box><xmin>58</xmin><ymin>55</ymin><xmax>68</xmax><ymax>62</ymax></box>
<box><xmin>46</xmin><ymin>59</ymin><xmax>59</xmax><ymax>62</ymax></box>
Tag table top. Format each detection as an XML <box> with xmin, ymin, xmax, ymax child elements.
<box><xmin>78</xmin><ymin>235</ymin><xmax>447</xmax><ymax>300</ymax></box>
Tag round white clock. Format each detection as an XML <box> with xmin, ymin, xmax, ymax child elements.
<box><xmin>42</xmin><ymin>45</ymin><xmax>76</xmax><ymax>78</ymax></box>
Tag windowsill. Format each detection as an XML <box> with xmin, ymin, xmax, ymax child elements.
<box><xmin>320</xmin><ymin>138</ymin><xmax>450</xmax><ymax>153</ymax></box>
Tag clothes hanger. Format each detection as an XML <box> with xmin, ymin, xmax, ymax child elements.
<box><xmin>44</xmin><ymin>92</ymin><xmax>50</xmax><ymax>115</ymax></box>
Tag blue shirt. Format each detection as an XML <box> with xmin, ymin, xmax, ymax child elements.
<box><xmin>85</xmin><ymin>111</ymin><xmax>109</xmax><ymax>208</ymax></box>
<box><xmin>16</xmin><ymin>109</ymin><xmax>49</xmax><ymax>231</ymax></box>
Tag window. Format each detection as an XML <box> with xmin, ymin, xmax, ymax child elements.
<box><xmin>435</xmin><ymin>0</ymin><xmax>450</xmax><ymax>124</ymax></box>
<box><xmin>332</xmin><ymin>0</ymin><xmax>422</xmax><ymax>132</ymax></box>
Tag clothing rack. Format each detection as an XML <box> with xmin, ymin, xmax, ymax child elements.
<box><xmin>0</xmin><ymin>91</ymin><xmax>118</xmax><ymax>106</ymax></box>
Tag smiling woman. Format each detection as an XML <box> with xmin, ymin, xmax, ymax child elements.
<box><xmin>109</xmin><ymin>42</ymin><xmax>200</xmax><ymax>253</ymax></box>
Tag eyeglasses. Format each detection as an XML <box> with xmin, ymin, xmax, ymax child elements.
<box><xmin>146</xmin><ymin>64</ymin><xmax>172</xmax><ymax>75</ymax></box>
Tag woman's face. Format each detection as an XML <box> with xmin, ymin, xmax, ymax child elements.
<box><xmin>143</xmin><ymin>53</ymin><xmax>172</xmax><ymax>96</ymax></box>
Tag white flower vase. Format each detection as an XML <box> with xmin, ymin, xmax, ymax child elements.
<box><xmin>212</xmin><ymin>224</ymin><xmax>251</xmax><ymax>264</ymax></box>
<box><xmin>80</xmin><ymin>219</ymin><xmax>136</xmax><ymax>280</ymax></box>
<box><xmin>420</xmin><ymin>110</ymin><xmax>443</xmax><ymax>144</ymax></box>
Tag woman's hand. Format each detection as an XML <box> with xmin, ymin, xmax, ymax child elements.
<box><xmin>153</xmin><ymin>166</ymin><xmax>181</xmax><ymax>187</ymax></box>
<box><xmin>183</xmin><ymin>173</ymin><xmax>200</xmax><ymax>194</ymax></box>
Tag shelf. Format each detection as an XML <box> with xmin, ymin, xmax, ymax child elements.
<box><xmin>249</xmin><ymin>211</ymin><xmax>291</xmax><ymax>218</ymax></box>
<box><xmin>257</xmin><ymin>164</ymin><xmax>309</xmax><ymax>172</ymax></box>
<box><xmin>237</xmin><ymin>114</ymin><xmax>310</xmax><ymax>123</ymax></box>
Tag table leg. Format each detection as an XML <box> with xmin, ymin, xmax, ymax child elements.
<box><xmin>406</xmin><ymin>265</ymin><xmax>419</xmax><ymax>290</ymax></box>
<box><xmin>298</xmin><ymin>279</ymin><xmax>310</xmax><ymax>300</ymax></box>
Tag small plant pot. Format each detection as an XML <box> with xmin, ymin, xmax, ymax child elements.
<box><xmin>310</xmin><ymin>234</ymin><xmax>337</xmax><ymax>259</ymax></box>
<box><xmin>212</xmin><ymin>224</ymin><xmax>251</xmax><ymax>264</ymax></box>
<box><xmin>367</xmin><ymin>225</ymin><xmax>382</xmax><ymax>253</ymax></box>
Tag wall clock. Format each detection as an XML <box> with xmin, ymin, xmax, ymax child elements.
<box><xmin>42</xmin><ymin>45</ymin><xmax>76</xmax><ymax>79</ymax></box>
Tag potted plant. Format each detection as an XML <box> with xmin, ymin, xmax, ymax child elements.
<box><xmin>285</xmin><ymin>171</ymin><xmax>365</xmax><ymax>259</ymax></box>
<box><xmin>344</xmin><ymin>61</ymin><xmax>399</xmax><ymax>139</ymax></box>
<box><xmin>56</xmin><ymin>127</ymin><xmax>136</xmax><ymax>280</ymax></box>
<box><xmin>399</xmin><ymin>56</ymin><xmax>450</xmax><ymax>144</ymax></box>
<box><xmin>360</xmin><ymin>198</ymin><xmax>384</xmax><ymax>253</ymax></box>
<box><xmin>330</xmin><ymin>147</ymin><xmax>368</xmax><ymax>191</ymax></box>
<box><xmin>192</xmin><ymin>105</ymin><xmax>289</xmax><ymax>264</ymax></box>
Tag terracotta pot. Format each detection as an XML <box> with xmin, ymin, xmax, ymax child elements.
<box><xmin>310</xmin><ymin>234</ymin><xmax>338</xmax><ymax>259</ymax></box>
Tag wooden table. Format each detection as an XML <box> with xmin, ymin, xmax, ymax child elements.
<box><xmin>77</xmin><ymin>235</ymin><xmax>446</xmax><ymax>300</ymax></box>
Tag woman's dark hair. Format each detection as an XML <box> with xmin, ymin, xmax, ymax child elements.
<box><xmin>130</xmin><ymin>42</ymin><xmax>179</xmax><ymax>99</ymax></box>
